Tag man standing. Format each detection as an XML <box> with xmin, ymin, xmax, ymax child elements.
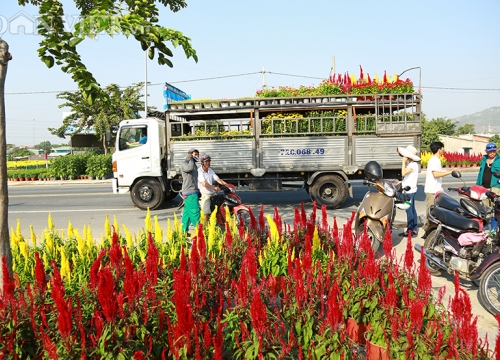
<box><xmin>181</xmin><ymin>148</ymin><xmax>200</xmax><ymax>234</ymax></box>
<box><xmin>198</xmin><ymin>154</ymin><xmax>228</xmax><ymax>217</ymax></box>
<box><xmin>424</xmin><ymin>141</ymin><xmax>458</xmax><ymax>221</ymax></box>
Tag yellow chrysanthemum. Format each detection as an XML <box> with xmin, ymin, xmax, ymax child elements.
<box><xmin>67</xmin><ymin>220</ymin><xmax>74</xmax><ymax>239</ymax></box>
<box><xmin>104</xmin><ymin>214</ymin><xmax>111</xmax><ymax>238</ymax></box>
<box><xmin>145</xmin><ymin>208</ymin><xmax>152</xmax><ymax>234</ymax></box>
<box><xmin>48</xmin><ymin>213</ymin><xmax>54</xmax><ymax>231</ymax></box>
<box><xmin>113</xmin><ymin>215</ymin><xmax>120</xmax><ymax>237</ymax></box>
<box><xmin>30</xmin><ymin>225</ymin><xmax>37</xmax><ymax>247</ymax></box>
<box><xmin>266</xmin><ymin>215</ymin><xmax>279</xmax><ymax>244</ymax></box>
<box><xmin>122</xmin><ymin>224</ymin><xmax>133</xmax><ymax>249</ymax></box>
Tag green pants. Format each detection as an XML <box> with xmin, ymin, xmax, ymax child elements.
<box><xmin>181</xmin><ymin>193</ymin><xmax>200</xmax><ymax>233</ymax></box>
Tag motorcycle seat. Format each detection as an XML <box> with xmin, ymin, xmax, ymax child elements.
<box><xmin>433</xmin><ymin>206</ymin><xmax>480</xmax><ymax>231</ymax></box>
<box><xmin>435</xmin><ymin>193</ymin><xmax>462</xmax><ymax>213</ymax></box>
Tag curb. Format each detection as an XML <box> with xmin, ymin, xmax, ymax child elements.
<box><xmin>7</xmin><ymin>179</ymin><xmax>112</xmax><ymax>187</ymax></box>
<box><xmin>419</xmin><ymin>167</ymin><xmax>479</xmax><ymax>174</ymax></box>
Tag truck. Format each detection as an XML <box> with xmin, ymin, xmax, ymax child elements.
<box><xmin>111</xmin><ymin>93</ymin><xmax>422</xmax><ymax>210</ymax></box>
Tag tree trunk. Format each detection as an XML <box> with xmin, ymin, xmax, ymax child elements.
<box><xmin>0</xmin><ymin>38</ymin><xmax>13</xmax><ymax>291</ymax></box>
<box><xmin>102</xmin><ymin>135</ymin><xmax>108</xmax><ymax>155</ymax></box>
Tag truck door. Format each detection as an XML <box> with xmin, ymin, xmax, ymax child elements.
<box><xmin>116</xmin><ymin>125</ymin><xmax>152</xmax><ymax>184</ymax></box>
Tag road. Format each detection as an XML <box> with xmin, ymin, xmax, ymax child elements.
<box><xmin>7</xmin><ymin>171</ymin><xmax>499</xmax><ymax>341</ymax></box>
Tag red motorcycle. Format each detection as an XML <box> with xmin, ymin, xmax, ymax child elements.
<box><xmin>179</xmin><ymin>184</ymin><xmax>251</xmax><ymax>229</ymax></box>
<box><xmin>208</xmin><ymin>184</ymin><xmax>251</xmax><ymax>229</ymax></box>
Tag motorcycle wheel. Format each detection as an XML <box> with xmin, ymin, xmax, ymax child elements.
<box><xmin>479</xmin><ymin>262</ymin><xmax>500</xmax><ymax>315</ymax></box>
<box><xmin>355</xmin><ymin>223</ymin><xmax>380</xmax><ymax>253</ymax></box>
<box><xmin>236</xmin><ymin>209</ymin><xmax>251</xmax><ymax>230</ymax></box>
<box><xmin>423</xmin><ymin>230</ymin><xmax>442</xmax><ymax>275</ymax></box>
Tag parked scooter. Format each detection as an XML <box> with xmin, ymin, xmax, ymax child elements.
<box><xmin>353</xmin><ymin>161</ymin><xmax>412</xmax><ymax>252</ymax></box>
<box><xmin>416</xmin><ymin>171</ymin><xmax>500</xmax><ymax>315</ymax></box>
<box><xmin>178</xmin><ymin>184</ymin><xmax>251</xmax><ymax>229</ymax></box>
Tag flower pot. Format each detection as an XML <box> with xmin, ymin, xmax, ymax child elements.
<box><xmin>211</xmin><ymin>102</ymin><xmax>219</xmax><ymax>108</ymax></box>
<box><xmin>366</xmin><ymin>340</ymin><xmax>389</xmax><ymax>360</ymax></box>
<box><xmin>346</xmin><ymin>318</ymin><xmax>367</xmax><ymax>345</ymax></box>
<box><xmin>185</xmin><ymin>104</ymin><xmax>194</xmax><ymax>109</ymax></box>
<box><xmin>230</xmin><ymin>101</ymin><xmax>237</xmax><ymax>106</ymax></box>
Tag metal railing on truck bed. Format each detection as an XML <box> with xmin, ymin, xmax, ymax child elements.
<box><xmin>165</xmin><ymin>93</ymin><xmax>422</xmax><ymax>176</ymax></box>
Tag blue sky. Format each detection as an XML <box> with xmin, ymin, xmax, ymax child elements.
<box><xmin>1</xmin><ymin>0</ymin><xmax>499</xmax><ymax>145</ymax></box>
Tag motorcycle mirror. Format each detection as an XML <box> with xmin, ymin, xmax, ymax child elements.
<box><xmin>451</xmin><ymin>171</ymin><xmax>461</xmax><ymax>178</ymax></box>
<box><xmin>403</xmin><ymin>186</ymin><xmax>411</xmax><ymax>192</ymax></box>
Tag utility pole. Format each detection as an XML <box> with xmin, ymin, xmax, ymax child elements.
<box><xmin>144</xmin><ymin>50</ymin><xmax>148</xmax><ymax>116</ymax></box>
<box><xmin>33</xmin><ymin>117</ymin><xmax>35</xmax><ymax>146</ymax></box>
<box><xmin>261</xmin><ymin>67</ymin><xmax>267</xmax><ymax>89</ymax></box>
<box><xmin>330</xmin><ymin>56</ymin><xmax>335</xmax><ymax>76</ymax></box>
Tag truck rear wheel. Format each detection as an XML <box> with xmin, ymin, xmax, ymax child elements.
<box><xmin>309</xmin><ymin>175</ymin><xmax>347</xmax><ymax>209</ymax></box>
<box><xmin>131</xmin><ymin>178</ymin><xmax>165</xmax><ymax>210</ymax></box>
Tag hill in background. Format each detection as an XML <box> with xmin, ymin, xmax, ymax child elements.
<box><xmin>453</xmin><ymin>107</ymin><xmax>500</xmax><ymax>134</ymax></box>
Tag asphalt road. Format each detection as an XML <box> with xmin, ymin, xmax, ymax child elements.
<box><xmin>7</xmin><ymin>171</ymin><xmax>498</xmax><ymax>342</ymax></box>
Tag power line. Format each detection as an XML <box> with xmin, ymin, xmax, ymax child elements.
<box><xmin>5</xmin><ymin>70</ymin><xmax>500</xmax><ymax>95</ymax></box>
<box><xmin>422</xmin><ymin>86</ymin><xmax>500</xmax><ymax>91</ymax></box>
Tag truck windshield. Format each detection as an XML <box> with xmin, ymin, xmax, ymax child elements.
<box><xmin>119</xmin><ymin>126</ymin><xmax>148</xmax><ymax>150</ymax></box>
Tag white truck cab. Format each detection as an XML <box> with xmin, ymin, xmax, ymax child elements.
<box><xmin>112</xmin><ymin>117</ymin><xmax>170</xmax><ymax>209</ymax></box>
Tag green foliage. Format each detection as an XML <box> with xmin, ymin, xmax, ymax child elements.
<box><xmin>19</xmin><ymin>0</ymin><xmax>197</xmax><ymax>105</ymax></box>
<box><xmin>421</xmin><ymin>116</ymin><xmax>457</xmax><ymax>151</ymax></box>
<box><xmin>455</xmin><ymin>123</ymin><xmax>475</xmax><ymax>135</ymax></box>
<box><xmin>489</xmin><ymin>134</ymin><xmax>500</xmax><ymax>148</ymax></box>
<box><xmin>7</xmin><ymin>147</ymin><xmax>31</xmax><ymax>160</ymax></box>
<box><xmin>86</xmin><ymin>153</ymin><xmax>112</xmax><ymax>178</ymax></box>
<box><xmin>51</xmin><ymin>83</ymin><xmax>147</xmax><ymax>154</ymax></box>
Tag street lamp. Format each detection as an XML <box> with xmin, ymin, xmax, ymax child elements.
<box><xmin>398</xmin><ymin>66</ymin><xmax>421</xmax><ymax>93</ymax></box>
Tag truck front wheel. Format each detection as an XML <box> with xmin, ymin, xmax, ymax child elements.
<box><xmin>309</xmin><ymin>175</ymin><xmax>347</xmax><ymax>209</ymax></box>
<box><xmin>131</xmin><ymin>178</ymin><xmax>165</xmax><ymax>210</ymax></box>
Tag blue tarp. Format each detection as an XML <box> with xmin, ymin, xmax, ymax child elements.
<box><xmin>163</xmin><ymin>82</ymin><xmax>191</xmax><ymax>110</ymax></box>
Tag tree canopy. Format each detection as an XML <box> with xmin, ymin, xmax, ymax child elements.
<box><xmin>421</xmin><ymin>116</ymin><xmax>457</xmax><ymax>151</ymax></box>
<box><xmin>51</xmin><ymin>83</ymin><xmax>147</xmax><ymax>153</ymax></box>
<box><xmin>18</xmin><ymin>0</ymin><xmax>197</xmax><ymax>105</ymax></box>
<box><xmin>455</xmin><ymin>123</ymin><xmax>476</xmax><ymax>136</ymax></box>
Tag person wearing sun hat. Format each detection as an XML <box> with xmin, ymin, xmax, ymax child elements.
<box><xmin>477</xmin><ymin>142</ymin><xmax>500</xmax><ymax>206</ymax></box>
<box><xmin>395</xmin><ymin>145</ymin><xmax>421</xmax><ymax>237</ymax></box>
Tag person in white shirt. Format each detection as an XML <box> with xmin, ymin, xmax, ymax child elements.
<box><xmin>197</xmin><ymin>154</ymin><xmax>228</xmax><ymax>217</ymax></box>
<box><xmin>395</xmin><ymin>145</ymin><xmax>421</xmax><ymax>237</ymax></box>
<box><xmin>423</xmin><ymin>141</ymin><xmax>458</xmax><ymax>223</ymax></box>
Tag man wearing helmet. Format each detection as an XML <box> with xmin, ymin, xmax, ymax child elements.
<box><xmin>198</xmin><ymin>154</ymin><xmax>228</xmax><ymax>217</ymax></box>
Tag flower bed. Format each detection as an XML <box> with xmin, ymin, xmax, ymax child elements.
<box><xmin>256</xmin><ymin>66</ymin><xmax>414</xmax><ymax>97</ymax></box>
<box><xmin>420</xmin><ymin>152</ymin><xmax>483</xmax><ymax>168</ymax></box>
<box><xmin>2</xmin><ymin>206</ymin><xmax>497</xmax><ymax>358</ymax></box>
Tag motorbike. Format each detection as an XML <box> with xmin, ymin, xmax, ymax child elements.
<box><xmin>416</xmin><ymin>170</ymin><xmax>500</xmax><ymax>315</ymax></box>
<box><xmin>179</xmin><ymin>184</ymin><xmax>251</xmax><ymax>229</ymax></box>
<box><xmin>353</xmin><ymin>161</ymin><xmax>412</xmax><ymax>252</ymax></box>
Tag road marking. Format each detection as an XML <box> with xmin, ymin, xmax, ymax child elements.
<box><xmin>9</xmin><ymin>193</ymin><xmax>109</xmax><ymax>198</ymax></box>
<box><xmin>9</xmin><ymin>208</ymin><xmax>137</xmax><ymax>214</ymax></box>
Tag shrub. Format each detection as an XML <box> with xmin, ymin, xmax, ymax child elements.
<box><xmin>2</xmin><ymin>206</ymin><xmax>496</xmax><ymax>358</ymax></box>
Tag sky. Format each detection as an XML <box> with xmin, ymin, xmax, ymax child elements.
<box><xmin>1</xmin><ymin>0</ymin><xmax>500</xmax><ymax>146</ymax></box>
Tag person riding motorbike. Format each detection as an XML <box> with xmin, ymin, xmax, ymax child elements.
<box><xmin>198</xmin><ymin>154</ymin><xmax>228</xmax><ymax>218</ymax></box>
